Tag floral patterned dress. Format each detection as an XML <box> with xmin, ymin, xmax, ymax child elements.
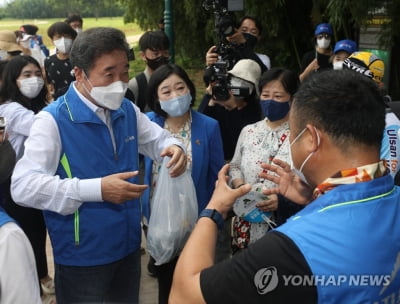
<box><xmin>229</xmin><ymin>118</ymin><xmax>291</xmax><ymax>250</ymax></box>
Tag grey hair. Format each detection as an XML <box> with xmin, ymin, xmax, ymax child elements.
<box><xmin>70</xmin><ymin>27</ymin><xmax>130</xmax><ymax>75</ymax></box>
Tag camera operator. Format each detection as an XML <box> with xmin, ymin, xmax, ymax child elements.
<box><xmin>199</xmin><ymin>59</ymin><xmax>262</xmax><ymax>162</ymax></box>
<box><xmin>206</xmin><ymin>16</ymin><xmax>270</xmax><ymax>71</ymax></box>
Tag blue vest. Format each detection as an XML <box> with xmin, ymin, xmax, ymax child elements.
<box><xmin>276</xmin><ymin>174</ymin><xmax>400</xmax><ymax>303</ymax></box>
<box><xmin>44</xmin><ymin>86</ymin><xmax>141</xmax><ymax>266</ymax></box>
<box><xmin>0</xmin><ymin>207</ymin><xmax>14</xmax><ymax>227</ymax></box>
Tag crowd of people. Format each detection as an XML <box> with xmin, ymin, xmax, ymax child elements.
<box><xmin>0</xmin><ymin>13</ymin><xmax>399</xmax><ymax>304</ymax></box>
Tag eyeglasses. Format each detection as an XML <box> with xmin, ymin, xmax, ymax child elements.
<box><xmin>317</xmin><ymin>34</ymin><xmax>331</xmax><ymax>39</ymax></box>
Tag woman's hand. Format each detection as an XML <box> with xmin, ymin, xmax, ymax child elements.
<box><xmin>256</xmin><ymin>194</ymin><xmax>278</xmax><ymax>212</ymax></box>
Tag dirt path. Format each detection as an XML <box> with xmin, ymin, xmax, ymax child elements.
<box><xmin>126</xmin><ymin>34</ymin><xmax>142</xmax><ymax>44</ymax></box>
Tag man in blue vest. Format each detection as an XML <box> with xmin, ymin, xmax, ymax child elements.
<box><xmin>169</xmin><ymin>69</ymin><xmax>400</xmax><ymax>303</ymax></box>
<box><xmin>11</xmin><ymin>27</ymin><xmax>186</xmax><ymax>304</ymax></box>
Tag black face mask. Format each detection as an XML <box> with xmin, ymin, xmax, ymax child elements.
<box><xmin>146</xmin><ymin>56</ymin><xmax>169</xmax><ymax>71</ymax></box>
<box><xmin>243</xmin><ymin>32</ymin><xmax>258</xmax><ymax>49</ymax></box>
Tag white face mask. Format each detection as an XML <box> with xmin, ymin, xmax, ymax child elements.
<box><xmin>75</xmin><ymin>28</ymin><xmax>82</xmax><ymax>34</ymax></box>
<box><xmin>333</xmin><ymin>61</ymin><xmax>344</xmax><ymax>70</ymax></box>
<box><xmin>289</xmin><ymin>127</ymin><xmax>320</xmax><ymax>185</ymax></box>
<box><xmin>0</xmin><ymin>50</ymin><xmax>8</xmax><ymax>60</ymax></box>
<box><xmin>84</xmin><ymin>74</ymin><xmax>128</xmax><ymax>110</ymax></box>
<box><xmin>230</xmin><ymin>76</ymin><xmax>254</xmax><ymax>95</ymax></box>
<box><xmin>54</xmin><ymin>37</ymin><xmax>73</xmax><ymax>54</ymax></box>
<box><xmin>20</xmin><ymin>40</ymin><xmax>31</xmax><ymax>49</ymax></box>
<box><xmin>317</xmin><ymin>37</ymin><xmax>331</xmax><ymax>49</ymax></box>
<box><xmin>18</xmin><ymin>76</ymin><xmax>44</xmax><ymax>99</ymax></box>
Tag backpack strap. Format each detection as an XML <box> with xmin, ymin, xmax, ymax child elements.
<box><xmin>135</xmin><ymin>72</ymin><xmax>148</xmax><ymax>112</ymax></box>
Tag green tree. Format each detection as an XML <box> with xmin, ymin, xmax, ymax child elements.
<box><xmin>6</xmin><ymin>0</ymin><xmax>53</xmax><ymax>19</ymax></box>
<box><xmin>3</xmin><ymin>0</ymin><xmax>124</xmax><ymax>19</ymax></box>
<box><xmin>122</xmin><ymin>0</ymin><xmax>399</xmax><ymax>97</ymax></box>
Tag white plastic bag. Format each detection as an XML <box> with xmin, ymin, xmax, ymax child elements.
<box><xmin>147</xmin><ymin>157</ymin><xmax>198</xmax><ymax>265</ymax></box>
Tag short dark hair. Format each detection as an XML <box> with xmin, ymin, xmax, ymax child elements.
<box><xmin>259</xmin><ymin>68</ymin><xmax>300</xmax><ymax>97</ymax></box>
<box><xmin>65</xmin><ymin>14</ymin><xmax>83</xmax><ymax>25</ymax></box>
<box><xmin>292</xmin><ymin>69</ymin><xmax>385</xmax><ymax>149</ymax></box>
<box><xmin>239</xmin><ymin>16</ymin><xmax>263</xmax><ymax>36</ymax></box>
<box><xmin>20</xmin><ymin>24</ymin><xmax>38</xmax><ymax>35</ymax></box>
<box><xmin>0</xmin><ymin>55</ymin><xmax>48</xmax><ymax>113</ymax></box>
<box><xmin>138</xmin><ymin>30</ymin><xmax>169</xmax><ymax>52</ymax></box>
<box><xmin>147</xmin><ymin>64</ymin><xmax>195</xmax><ymax>118</ymax></box>
<box><xmin>47</xmin><ymin>22</ymin><xmax>77</xmax><ymax>40</ymax></box>
<box><xmin>70</xmin><ymin>27</ymin><xmax>129</xmax><ymax>75</ymax></box>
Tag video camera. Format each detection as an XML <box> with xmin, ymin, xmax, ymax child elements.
<box><xmin>203</xmin><ymin>0</ymin><xmax>236</xmax><ymax>62</ymax></box>
<box><xmin>203</xmin><ymin>0</ymin><xmax>249</xmax><ymax>101</ymax></box>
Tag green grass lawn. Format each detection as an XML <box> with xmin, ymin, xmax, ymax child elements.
<box><xmin>0</xmin><ymin>17</ymin><xmax>204</xmax><ymax>108</ymax></box>
<box><xmin>0</xmin><ymin>17</ymin><xmax>142</xmax><ymax>49</ymax></box>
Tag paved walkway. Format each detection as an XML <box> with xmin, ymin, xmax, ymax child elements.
<box><xmin>126</xmin><ymin>34</ymin><xmax>142</xmax><ymax>44</ymax></box>
<box><xmin>46</xmin><ymin>233</ymin><xmax>158</xmax><ymax>304</ymax></box>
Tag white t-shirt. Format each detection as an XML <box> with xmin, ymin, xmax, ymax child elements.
<box><xmin>0</xmin><ymin>101</ymin><xmax>35</xmax><ymax>160</ymax></box>
<box><xmin>256</xmin><ymin>53</ymin><xmax>271</xmax><ymax>70</ymax></box>
<box><xmin>0</xmin><ymin>221</ymin><xmax>41</xmax><ymax>303</ymax></box>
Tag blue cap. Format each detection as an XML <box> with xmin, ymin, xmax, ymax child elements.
<box><xmin>314</xmin><ymin>23</ymin><xmax>333</xmax><ymax>36</ymax></box>
<box><xmin>333</xmin><ymin>39</ymin><xmax>357</xmax><ymax>54</ymax></box>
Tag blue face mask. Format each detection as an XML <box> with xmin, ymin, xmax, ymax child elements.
<box><xmin>260</xmin><ymin>99</ymin><xmax>290</xmax><ymax>121</ymax></box>
<box><xmin>160</xmin><ymin>92</ymin><xmax>191</xmax><ymax>117</ymax></box>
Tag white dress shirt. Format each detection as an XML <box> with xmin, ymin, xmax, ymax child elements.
<box><xmin>0</xmin><ymin>222</ymin><xmax>41</xmax><ymax>304</ymax></box>
<box><xmin>0</xmin><ymin>101</ymin><xmax>35</xmax><ymax>160</ymax></box>
<box><xmin>11</xmin><ymin>83</ymin><xmax>183</xmax><ymax>215</ymax></box>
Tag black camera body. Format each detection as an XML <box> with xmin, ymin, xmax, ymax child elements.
<box><xmin>207</xmin><ymin>61</ymin><xmax>251</xmax><ymax>101</ymax></box>
<box><xmin>203</xmin><ymin>0</ymin><xmax>236</xmax><ymax>68</ymax></box>
<box><xmin>210</xmin><ymin>61</ymin><xmax>231</xmax><ymax>101</ymax></box>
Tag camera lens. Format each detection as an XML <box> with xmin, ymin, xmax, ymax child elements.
<box><xmin>212</xmin><ymin>83</ymin><xmax>230</xmax><ymax>101</ymax></box>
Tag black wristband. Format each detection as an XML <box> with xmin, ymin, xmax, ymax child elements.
<box><xmin>198</xmin><ymin>209</ymin><xmax>224</xmax><ymax>230</ymax></box>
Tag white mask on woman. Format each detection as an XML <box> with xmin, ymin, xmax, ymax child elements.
<box><xmin>333</xmin><ymin>61</ymin><xmax>344</xmax><ymax>70</ymax></box>
<box><xmin>18</xmin><ymin>77</ymin><xmax>44</xmax><ymax>99</ymax></box>
<box><xmin>20</xmin><ymin>40</ymin><xmax>31</xmax><ymax>49</ymax></box>
<box><xmin>54</xmin><ymin>37</ymin><xmax>73</xmax><ymax>54</ymax></box>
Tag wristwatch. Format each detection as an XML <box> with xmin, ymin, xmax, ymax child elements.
<box><xmin>198</xmin><ymin>209</ymin><xmax>224</xmax><ymax>230</ymax></box>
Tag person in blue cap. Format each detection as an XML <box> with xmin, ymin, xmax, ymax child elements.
<box><xmin>299</xmin><ymin>23</ymin><xmax>334</xmax><ymax>82</ymax></box>
<box><xmin>332</xmin><ymin>39</ymin><xmax>357</xmax><ymax>70</ymax></box>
